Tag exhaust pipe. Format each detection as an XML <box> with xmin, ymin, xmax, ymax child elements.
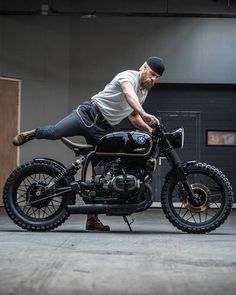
<box><xmin>67</xmin><ymin>203</ymin><xmax>111</xmax><ymax>214</ymax></box>
<box><xmin>67</xmin><ymin>184</ymin><xmax>152</xmax><ymax>215</ymax></box>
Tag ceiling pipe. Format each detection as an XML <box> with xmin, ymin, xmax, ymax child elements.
<box><xmin>1</xmin><ymin>10</ymin><xmax>236</xmax><ymax>18</ymax></box>
<box><xmin>0</xmin><ymin>0</ymin><xmax>236</xmax><ymax>19</ymax></box>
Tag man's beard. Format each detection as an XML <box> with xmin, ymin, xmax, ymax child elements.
<box><xmin>142</xmin><ymin>80</ymin><xmax>155</xmax><ymax>89</ymax></box>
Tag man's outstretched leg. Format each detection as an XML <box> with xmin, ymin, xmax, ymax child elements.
<box><xmin>13</xmin><ymin>110</ymin><xmax>86</xmax><ymax>146</ymax></box>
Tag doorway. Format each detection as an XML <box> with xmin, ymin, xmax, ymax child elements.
<box><xmin>0</xmin><ymin>78</ymin><xmax>20</xmax><ymax>206</ymax></box>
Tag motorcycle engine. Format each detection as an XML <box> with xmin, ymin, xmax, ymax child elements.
<box><xmin>95</xmin><ymin>161</ymin><xmax>140</xmax><ymax>194</ymax></box>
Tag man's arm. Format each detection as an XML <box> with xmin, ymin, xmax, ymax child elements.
<box><xmin>121</xmin><ymin>81</ymin><xmax>159</xmax><ymax>126</ymax></box>
<box><xmin>128</xmin><ymin>111</ymin><xmax>152</xmax><ymax>133</ymax></box>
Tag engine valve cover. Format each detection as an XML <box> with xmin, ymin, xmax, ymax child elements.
<box><xmin>111</xmin><ymin>174</ymin><xmax>138</xmax><ymax>192</ymax></box>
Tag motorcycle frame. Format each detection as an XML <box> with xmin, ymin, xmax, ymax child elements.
<box><xmin>34</xmin><ymin>125</ymin><xmax>196</xmax><ymax>212</ymax></box>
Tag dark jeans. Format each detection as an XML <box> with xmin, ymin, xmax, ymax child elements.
<box><xmin>35</xmin><ymin>101</ymin><xmax>114</xmax><ymax>146</ymax></box>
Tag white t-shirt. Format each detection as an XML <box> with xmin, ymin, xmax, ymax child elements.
<box><xmin>91</xmin><ymin>70</ymin><xmax>148</xmax><ymax>126</ymax></box>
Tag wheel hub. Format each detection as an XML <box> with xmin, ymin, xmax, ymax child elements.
<box><xmin>183</xmin><ymin>183</ymin><xmax>211</xmax><ymax>212</ymax></box>
<box><xmin>26</xmin><ymin>182</ymin><xmax>50</xmax><ymax>208</ymax></box>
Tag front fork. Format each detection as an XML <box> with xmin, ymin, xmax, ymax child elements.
<box><xmin>166</xmin><ymin>149</ymin><xmax>196</xmax><ymax>200</ymax></box>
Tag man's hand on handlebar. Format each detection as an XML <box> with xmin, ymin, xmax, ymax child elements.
<box><xmin>141</xmin><ymin>112</ymin><xmax>160</xmax><ymax>126</ymax></box>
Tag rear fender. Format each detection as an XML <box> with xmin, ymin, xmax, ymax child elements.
<box><xmin>33</xmin><ymin>157</ymin><xmax>66</xmax><ymax>169</ymax></box>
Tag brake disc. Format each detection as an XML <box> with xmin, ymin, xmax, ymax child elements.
<box><xmin>182</xmin><ymin>183</ymin><xmax>211</xmax><ymax>212</ymax></box>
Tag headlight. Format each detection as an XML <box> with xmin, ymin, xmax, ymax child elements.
<box><xmin>166</xmin><ymin>127</ymin><xmax>184</xmax><ymax>149</ymax></box>
<box><xmin>181</xmin><ymin>128</ymin><xmax>184</xmax><ymax>148</ymax></box>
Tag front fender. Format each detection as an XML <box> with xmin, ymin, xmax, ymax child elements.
<box><xmin>164</xmin><ymin>160</ymin><xmax>198</xmax><ymax>181</ymax></box>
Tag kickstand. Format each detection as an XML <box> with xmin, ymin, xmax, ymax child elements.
<box><xmin>123</xmin><ymin>216</ymin><xmax>134</xmax><ymax>232</ymax></box>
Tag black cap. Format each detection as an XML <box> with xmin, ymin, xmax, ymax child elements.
<box><xmin>146</xmin><ymin>56</ymin><xmax>165</xmax><ymax>76</ymax></box>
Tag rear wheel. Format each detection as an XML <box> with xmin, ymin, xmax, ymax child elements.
<box><xmin>3</xmin><ymin>160</ymin><xmax>75</xmax><ymax>231</ymax></box>
<box><xmin>161</xmin><ymin>162</ymin><xmax>233</xmax><ymax>233</ymax></box>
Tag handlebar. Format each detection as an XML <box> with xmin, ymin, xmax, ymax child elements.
<box><xmin>152</xmin><ymin>123</ymin><xmax>168</xmax><ymax>136</ymax></box>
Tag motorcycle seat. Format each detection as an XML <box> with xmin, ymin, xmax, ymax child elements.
<box><xmin>61</xmin><ymin>137</ymin><xmax>94</xmax><ymax>153</ymax></box>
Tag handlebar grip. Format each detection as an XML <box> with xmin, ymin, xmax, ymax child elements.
<box><xmin>160</xmin><ymin>124</ymin><xmax>168</xmax><ymax>132</ymax></box>
<box><xmin>152</xmin><ymin>123</ymin><xmax>168</xmax><ymax>136</ymax></box>
<box><xmin>155</xmin><ymin>124</ymin><xmax>167</xmax><ymax>131</ymax></box>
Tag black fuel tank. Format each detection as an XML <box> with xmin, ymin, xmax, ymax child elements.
<box><xmin>96</xmin><ymin>131</ymin><xmax>153</xmax><ymax>156</ymax></box>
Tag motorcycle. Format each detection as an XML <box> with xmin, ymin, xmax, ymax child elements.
<box><xmin>3</xmin><ymin>124</ymin><xmax>233</xmax><ymax>233</ymax></box>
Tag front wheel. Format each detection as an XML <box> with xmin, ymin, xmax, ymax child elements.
<box><xmin>161</xmin><ymin>162</ymin><xmax>233</xmax><ymax>233</ymax></box>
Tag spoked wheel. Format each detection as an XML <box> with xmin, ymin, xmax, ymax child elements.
<box><xmin>3</xmin><ymin>160</ymin><xmax>75</xmax><ymax>231</ymax></box>
<box><xmin>161</xmin><ymin>162</ymin><xmax>233</xmax><ymax>233</ymax></box>
<box><xmin>17</xmin><ymin>176</ymin><xmax>62</xmax><ymax>219</ymax></box>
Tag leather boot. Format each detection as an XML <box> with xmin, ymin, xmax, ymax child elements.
<box><xmin>13</xmin><ymin>129</ymin><xmax>36</xmax><ymax>146</ymax></box>
<box><xmin>86</xmin><ymin>214</ymin><xmax>110</xmax><ymax>231</ymax></box>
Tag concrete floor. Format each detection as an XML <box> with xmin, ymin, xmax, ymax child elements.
<box><xmin>0</xmin><ymin>208</ymin><xmax>236</xmax><ymax>295</ymax></box>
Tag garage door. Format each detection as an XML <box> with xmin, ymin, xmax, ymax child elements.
<box><xmin>152</xmin><ymin>111</ymin><xmax>201</xmax><ymax>205</ymax></box>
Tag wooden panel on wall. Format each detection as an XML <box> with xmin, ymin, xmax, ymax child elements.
<box><xmin>0</xmin><ymin>79</ymin><xmax>19</xmax><ymax>206</ymax></box>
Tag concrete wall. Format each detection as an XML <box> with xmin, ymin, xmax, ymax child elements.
<box><xmin>0</xmin><ymin>16</ymin><xmax>71</xmax><ymax>164</ymax></box>
<box><xmin>69</xmin><ymin>17</ymin><xmax>236</xmax><ymax>111</ymax></box>
<box><xmin>0</xmin><ymin>2</ymin><xmax>235</xmax><ymax>165</ymax></box>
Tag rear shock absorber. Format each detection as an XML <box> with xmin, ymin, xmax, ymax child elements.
<box><xmin>46</xmin><ymin>157</ymin><xmax>85</xmax><ymax>189</ymax></box>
